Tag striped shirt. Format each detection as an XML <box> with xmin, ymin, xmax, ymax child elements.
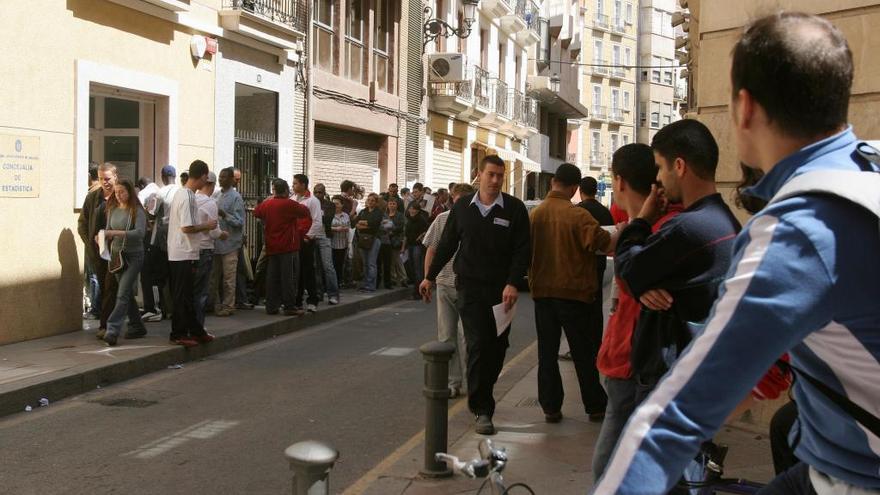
<box><xmin>331</xmin><ymin>213</ymin><xmax>350</xmax><ymax>250</ymax></box>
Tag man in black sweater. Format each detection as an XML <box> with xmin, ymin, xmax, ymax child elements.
<box><xmin>615</xmin><ymin>119</ymin><xmax>741</xmax><ymax>401</ymax></box>
<box><xmin>421</xmin><ymin>155</ymin><xmax>531</xmax><ymax>435</ymax></box>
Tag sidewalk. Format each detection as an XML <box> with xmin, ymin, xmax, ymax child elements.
<box><xmin>355</xmin><ymin>347</ymin><xmax>777</xmax><ymax>494</ymax></box>
<box><xmin>0</xmin><ymin>288</ymin><xmax>409</xmax><ymax>418</ymax></box>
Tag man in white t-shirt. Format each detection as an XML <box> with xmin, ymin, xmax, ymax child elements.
<box><xmin>167</xmin><ymin>160</ymin><xmax>219</xmax><ymax>347</ymax></box>
<box><xmin>141</xmin><ymin>165</ymin><xmax>180</xmax><ymax>322</ymax></box>
<box><xmin>292</xmin><ymin>173</ymin><xmax>324</xmax><ymax>313</ymax></box>
<box><xmin>194</xmin><ymin>172</ymin><xmax>227</xmax><ymax>329</ymax></box>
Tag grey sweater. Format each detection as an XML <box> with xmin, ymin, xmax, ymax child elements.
<box><xmin>108</xmin><ymin>207</ymin><xmax>147</xmax><ymax>253</ymax></box>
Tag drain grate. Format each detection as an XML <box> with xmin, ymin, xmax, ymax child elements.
<box><xmin>91</xmin><ymin>398</ymin><xmax>158</xmax><ymax>408</ymax></box>
<box><xmin>515</xmin><ymin>397</ymin><xmax>540</xmax><ymax>408</ymax></box>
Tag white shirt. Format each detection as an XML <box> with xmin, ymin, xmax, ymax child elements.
<box><xmin>138</xmin><ymin>183</ymin><xmax>160</xmax><ymax>211</ymax></box>
<box><xmin>294</xmin><ymin>192</ymin><xmax>325</xmax><ymax>239</ymax></box>
<box><xmin>196</xmin><ymin>192</ymin><xmax>223</xmax><ymax>250</ymax></box>
<box><xmin>150</xmin><ymin>183</ymin><xmax>180</xmax><ymax>245</ymax></box>
<box><xmin>167</xmin><ymin>187</ymin><xmax>199</xmax><ymax>261</ymax></box>
<box><xmin>470</xmin><ymin>191</ymin><xmax>504</xmax><ymax>217</ymax></box>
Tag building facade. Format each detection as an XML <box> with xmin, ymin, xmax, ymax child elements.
<box><xmin>306</xmin><ymin>0</ymin><xmax>423</xmax><ymax>195</ymax></box>
<box><xmin>636</xmin><ymin>0</ymin><xmax>685</xmax><ymax>144</ymax></box>
<box><xmin>0</xmin><ymin>0</ymin><xmax>308</xmax><ymax>345</ymax></box>
<box><xmin>579</xmin><ymin>0</ymin><xmax>639</xmax><ymax>190</ymax></box>
<box><xmin>425</xmin><ymin>0</ymin><xmax>543</xmax><ymax>199</ymax></box>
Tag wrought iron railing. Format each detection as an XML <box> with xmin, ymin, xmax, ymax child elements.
<box><xmin>511</xmin><ymin>89</ymin><xmax>524</xmax><ymax>123</ymax></box>
<box><xmin>592</xmin><ymin>59</ymin><xmax>609</xmax><ymax>76</ymax></box>
<box><xmin>590</xmin><ymin>152</ymin><xmax>606</xmax><ymax>167</ymax></box>
<box><xmin>494</xmin><ymin>79</ymin><xmax>510</xmax><ymax>118</ymax></box>
<box><xmin>428</xmin><ymin>76</ymin><xmax>474</xmax><ymax>101</ymax></box>
<box><xmin>610</xmin><ymin>108</ymin><xmax>625</xmax><ymax>122</ymax></box>
<box><xmin>526</xmin><ymin>0</ymin><xmax>541</xmax><ymax>33</ymax></box>
<box><xmin>523</xmin><ymin>96</ymin><xmax>538</xmax><ymax>128</ymax></box>
<box><xmin>594</xmin><ymin>13</ymin><xmax>610</xmax><ymax>30</ymax></box>
<box><xmin>474</xmin><ymin>66</ymin><xmax>492</xmax><ymax>108</ymax></box>
<box><xmin>592</xmin><ymin>105</ymin><xmax>608</xmax><ymax>120</ymax></box>
<box><xmin>613</xmin><ymin>18</ymin><xmax>627</xmax><ymax>33</ymax></box>
<box><xmin>224</xmin><ymin>0</ymin><xmax>307</xmax><ymax>33</ymax></box>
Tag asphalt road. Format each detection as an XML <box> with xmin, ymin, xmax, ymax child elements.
<box><xmin>0</xmin><ymin>296</ymin><xmax>538</xmax><ymax>494</ymax></box>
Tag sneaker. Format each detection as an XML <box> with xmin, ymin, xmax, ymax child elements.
<box><xmin>215</xmin><ymin>308</ymin><xmax>234</xmax><ymax>317</ymax></box>
<box><xmin>588</xmin><ymin>412</ymin><xmax>606</xmax><ymax>423</ymax></box>
<box><xmin>124</xmin><ymin>327</ymin><xmax>148</xmax><ymax>339</ymax></box>
<box><xmin>283</xmin><ymin>308</ymin><xmax>306</xmax><ymax>317</ymax></box>
<box><xmin>141</xmin><ymin>311</ymin><xmax>162</xmax><ymax>323</ymax></box>
<box><xmin>544</xmin><ymin>411</ymin><xmax>563</xmax><ymax>424</ymax></box>
<box><xmin>306</xmin><ymin>304</ymin><xmax>317</xmax><ymax>313</ymax></box>
<box><xmin>96</xmin><ymin>328</ymin><xmax>107</xmax><ymax>340</ymax></box>
<box><xmin>235</xmin><ymin>302</ymin><xmax>255</xmax><ymax>310</ymax></box>
<box><xmin>558</xmin><ymin>351</ymin><xmax>572</xmax><ymax>361</ymax></box>
<box><xmin>193</xmin><ymin>333</ymin><xmax>215</xmax><ymax>344</ymax></box>
<box><xmin>475</xmin><ymin>415</ymin><xmax>496</xmax><ymax>435</ymax></box>
<box><xmin>169</xmin><ymin>336</ymin><xmax>199</xmax><ymax>348</ymax></box>
<box><xmin>103</xmin><ymin>333</ymin><xmax>118</xmax><ymax>347</ymax></box>
<box><xmin>328</xmin><ymin>296</ymin><xmax>339</xmax><ymax>305</ymax></box>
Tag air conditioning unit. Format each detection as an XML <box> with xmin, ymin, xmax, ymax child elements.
<box><xmin>428</xmin><ymin>53</ymin><xmax>467</xmax><ymax>82</ymax></box>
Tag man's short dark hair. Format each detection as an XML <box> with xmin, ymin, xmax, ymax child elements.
<box><xmin>88</xmin><ymin>162</ymin><xmax>99</xmax><ymax>182</ymax></box>
<box><xmin>136</xmin><ymin>177</ymin><xmax>153</xmax><ymax>189</ymax></box>
<box><xmin>340</xmin><ymin>180</ymin><xmax>355</xmax><ymax>193</ymax></box>
<box><xmin>612</xmin><ymin>143</ymin><xmax>657</xmax><ymax>196</ymax></box>
<box><xmin>188</xmin><ymin>160</ymin><xmax>209</xmax><ymax>180</ymax></box>
<box><xmin>580</xmin><ymin>177</ymin><xmax>598</xmax><ymax>197</ymax></box>
<box><xmin>651</xmin><ymin>119</ymin><xmax>719</xmax><ymax>181</ymax></box>
<box><xmin>732</xmin><ymin>12</ymin><xmax>852</xmax><ymax>139</ymax></box>
<box><xmin>293</xmin><ymin>174</ymin><xmax>309</xmax><ymax>187</ymax></box>
<box><xmin>400</xmin><ymin>187</ymin><xmax>410</xmax><ymax>194</ymax></box>
<box><xmin>273</xmin><ymin>178</ymin><xmax>290</xmax><ymax>195</ymax></box>
<box><xmin>479</xmin><ymin>155</ymin><xmax>506</xmax><ymax>172</ymax></box>
<box><xmin>553</xmin><ymin>163</ymin><xmax>581</xmax><ymax>187</ymax></box>
<box><xmin>389</xmin><ymin>183</ymin><xmax>398</xmax><ymax>189</ymax></box>
<box><xmin>220</xmin><ymin>167</ymin><xmax>234</xmax><ymax>178</ymax></box>
<box><xmin>412</xmin><ymin>182</ymin><xmax>424</xmax><ymax>191</ymax></box>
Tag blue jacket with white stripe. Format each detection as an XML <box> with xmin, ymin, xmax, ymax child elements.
<box><xmin>594</xmin><ymin>127</ymin><xmax>880</xmax><ymax>494</ymax></box>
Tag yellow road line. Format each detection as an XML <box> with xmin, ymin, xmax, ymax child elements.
<box><xmin>342</xmin><ymin>340</ymin><xmax>538</xmax><ymax>495</ymax></box>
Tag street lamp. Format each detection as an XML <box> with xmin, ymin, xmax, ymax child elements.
<box><xmin>424</xmin><ymin>0</ymin><xmax>481</xmax><ymax>50</ymax></box>
<box><xmin>549</xmin><ymin>73</ymin><xmax>561</xmax><ymax>92</ymax></box>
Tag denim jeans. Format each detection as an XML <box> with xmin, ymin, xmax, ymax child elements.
<box><xmin>757</xmin><ymin>463</ymin><xmax>817</xmax><ymax>495</ymax></box>
<box><xmin>359</xmin><ymin>238</ymin><xmax>381</xmax><ymax>291</ymax></box>
<box><xmin>437</xmin><ymin>284</ymin><xmax>467</xmax><ymax>390</ymax></box>
<box><xmin>106</xmin><ymin>251</ymin><xmax>146</xmax><ymax>338</ymax></box>
<box><xmin>193</xmin><ymin>249</ymin><xmax>214</xmax><ymax>327</ymax></box>
<box><xmin>407</xmin><ymin>244</ymin><xmax>424</xmax><ymax>292</ymax></box>
<box><xmin>84</xmin><ymin>257</ymin><xmax>101</xmax><ymax>316</ymax></box>
<box><xmin>235</xmin><ymin>247</ymin><xmax>248</xmax><ymax>305</ymax></box>
<box><xmin>592</xmin><ymin>376</ymin><xmax>638</xmax><ymax>482</ymax></box>
<box><xmin>316</xmin><ymin>237</ymin><xmax>339</xmax><ymax>297</ymax></box>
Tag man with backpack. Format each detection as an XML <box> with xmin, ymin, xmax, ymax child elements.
<box><xmin>596</xmin><ymin>12</ymin><xmax>880</xmax><ymax>494</ymax></box>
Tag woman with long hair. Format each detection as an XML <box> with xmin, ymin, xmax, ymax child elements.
<box><xmin>99</xmin><ymin>178</ymin><xmax>148</xmax><ymax>346</ymax></box>
<box><xmin>377</xmin><ymin>197</ymin><xmax>405</xmax><ymax>289</ymax></box>
<box><xmin>355</xmin><ymin>193</ymin><xmax>383</xmax><ymax>292</ymax></box>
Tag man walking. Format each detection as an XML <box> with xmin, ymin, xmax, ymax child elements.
<box><xmin>529</xmin><ymin>164</ymin><xmax>612</xmax><ymax>424</ymax></box>
<box><xmin>313</xmin><ymin>183</ymin><xmax>340</xmax><ymax>305</ymax></box>
<box><xmin>422</xmin><ymin>183</ymin><xmax>475</xmax><ymax>398</ymax></box>
<box><xmin>292</xmin><ymin>174</ymin><xmax>323</xmax><ymax>313</ymax></box>
<box><xmin>167</xmin><ymin>160</ymin><xmax>219</xmax><ymax>347</ymax></box>
<box><xmin>421</xmin><ymin>155</ymin><xmax>531</xmax><ymax>435</ymax></box>
<box><xmin>211</xmin><ymin>167</ymin><xmax>245</xmax><ymax>316</ymax></box>
<box><xmin>253</xmin><ymin>179</ymin><xmax>311</xmax><ymax>316</ymax></box>
<box><xmin>597</xmin><ymin>12</ymin><xmax>880</xmax><ymax>494</ymax></box>
<box><xmin>77</xmin><ymin>162</ymin><xmax>118</xmax><ymax>330</ymax></box>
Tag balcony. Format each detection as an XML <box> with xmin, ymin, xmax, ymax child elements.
<box><xmin>480</xmin><ymin>78</ymin><xmax>512</xmax><ymax>128</ymax></box>
<box><xmin>522</xmin><ymin>96</ymin><xmax>539</xmax><ymax>129</ymax></box>
<box><xmin>567</xmin><ymin>152</ymin><xmax>579</xmax><ymax>165</ymax></box>
<box><xmin>481</xmin><ymin>0</ymin><xmax>514</xmax><ymax>18</ymax></box>
<box><xmin>429</xmin><ymin>72</ymin><xmax>474</xmax><ymax>117</ymax></box>
<box><xmin>588</xmin><ymin>59</ymin><xmax>609</xmax><ymax>77</ymax></box>
<box><xmin>610</xmin><ymin>66</ymin><xmax>628</xmax><ymax>80</ymax></box>
<box><xmin>612</xmin><ymin>18</ymin><xmax>628</xmax><ymax>35</ymax></box>
<box><xmin>593</xmin><ymin>13</ymin><xmax>611</xmax><ymax>32</ymax></box>
<box><xmin>590</xmin><ymin>152</ymin><xmax>607</xmax><ymax>169</ymax></box>
<box><xmin>502</xmin><ymin>88</ymin><xmax>525</xmax><ymax>136</ymax></box>
<box><xmin>674</xmin><ymin>86</ymin><xmax>686</xmax><ymax>101</ymax></box>
<box><xmin>591</xmin><ymin>105</ymin><xmax>608</xmax><ymax>121</ymax></box>
<box><xmin>501</xmin><ymin>0</ymin><xmax>528</xmax><ymax>35</ymax></box>
<box><xmin>609</xmin><ymin>108</ymin><xmax>625</xmax><ymax>123</ymax></box>
<box><xmin>220</xmin><ymin>0</ymin><xmax>307</xmax><ymax>51</ymax></box>
<box><xmin>473</xmin><ymin>66</ymin><xmax>492</xmax><ymax>114</ymax></box>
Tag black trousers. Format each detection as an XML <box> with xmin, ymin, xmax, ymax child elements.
<box><xmin>141</xmin><ymin>244</ymin><xmax>168</xmax><ymax>314</ymax></box>
<box><xmin>266</xmin><ymin>252</ymin><xmax>298</xmax><ymax>312</ymax></box>
<box><xmin>296</xmin><ymin>241</ymin><xmax>318</xmax><ymax>306</ymax></box>
<box><xmin>456</xmin><ymin>283</ymin><xmax>510</xmax><ymax>417</ymax></box>
<box><xmin>332</xmin><ymin>248</ymin><xmax>347</xmax><ymax>288</ymax></box>
<box><xmin>770</xmin><ymin>400</ymin><xmax>800</xmax><ymax>475</ymax></box>
<box><xmin>98</xmin><ymin>258</ymin><xmax>118</xmax><ymax>330</ymax></box>
<box><xmin>376</xmin><ymin>244</ymin><xmax>393</xmax><ymax>288</ymax></box>
<box><xmin>168</xmin><ymin>260</ymin><xmax>205</xmax><ymax>339</ymax></box>
<box><xmin>534</xmin><ymin>297</ymin><xmax>607</xmax><ymax>414</ymax></box>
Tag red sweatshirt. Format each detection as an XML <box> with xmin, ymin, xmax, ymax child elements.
<box><xmin>253</xmin><ymin>196</ymin><xmax>312</xmax><ymax>255</ymax></box>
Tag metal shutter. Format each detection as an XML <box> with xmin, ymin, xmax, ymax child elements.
<box><xmin>313</xmin><ymin>126</ymin><xmax>381</xmax><ymax>194</ymax></box>
<box><xmin>431</xmin><ymin>132</ymin><xmax>463</xmax><ymax>190</ymax></box>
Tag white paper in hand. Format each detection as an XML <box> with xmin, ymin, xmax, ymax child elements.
<box><xmin>492</xmin><ymin>302</ymin><xmax>517</xmax><ymax>337</ymax></box>
<box><xmin>98</xmin><ymin>230</ymin><xmax>111</xmax><ymax>261</ymax></box>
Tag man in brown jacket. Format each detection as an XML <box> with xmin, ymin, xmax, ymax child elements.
<box><xmin>77</xmin><ymin>163</ymin><xmax>118</xmax><ymax>330</ymax></box>
<box><xmin>529</xmin><ymin>162</ymin><xmax>613</xmax><ymax>423</ymax></box>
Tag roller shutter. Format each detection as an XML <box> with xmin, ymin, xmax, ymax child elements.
<box><xmin>431</xmin><ymin>132</ymin><xmax>463</xmax><ymax>190</ymax></box>
<box><xmin>313</xmin><ymin>125</ymin><xmax>382</xmax><ymax>194</ymax></box>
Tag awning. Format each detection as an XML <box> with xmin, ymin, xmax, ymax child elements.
<box><xmin>473</xmin><ymin>142</ymin><xmax>542</xmax><ymax>173</ymax></box>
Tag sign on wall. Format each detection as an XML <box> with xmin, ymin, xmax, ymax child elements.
<box><xmin>0</xmin><ymin>135</ymin><xmax>40</xmax><ymax>197</ymax></box>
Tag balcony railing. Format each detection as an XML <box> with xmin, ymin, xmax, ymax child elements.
<box><xmin>474</xmin><ymin>66</ymin><xmax>491</xmax><ymax>109</ymax></box>
<box><xmin>610</xmin><ymin>108</ymin><xmax>625</xmax><ymax>122</ymax></box>
<box><xmin>613</xmin><ymin>18</ymin><xmax>627</xmax><ymax>33</ymax></box>
<box><xmin>526</xmin><ymin>0</ymin><xmax>541</xmax><ymax>34</ymax></box>
<box><xmin>610</xmin><ymin>66</ymin><xmax>627</xmax><ymax>79</ymax></box>
<box><xmin>592</xmin><ymin>59</ymin><xmax>609</xmax><ymax>76</ymax></box>
<box><xmin>494</xmin><ymin>79</ymin><xmax>510</xmax><ymax>118</ymax></box>
<box><xmin>674</xmin><ymin>86</ymin><xmax>686</xmax><ymax>100</ymax></box>
<box><xmin>428</xmin><ymin>71</ymin><xmax>474</xmax><ymax>101</ymax></box>
<box><xmin>592</xmin><ymin>105</ymin><xmax>608</xmax><ymax>120</ymax></box>
<box><xmin>594</xmin><ymin>13</ymin><xmax>610</xmax><ymax>30</ymax></box>
<box><xmin>510</xmin><ymin>89</ymin><xmax>524</xmax><ymax>123</ymax></box>
<box><xmin>567</xmin><ymin>152</ymin><xmax>578</xmax><ymax>164</ymax></box>
<box><xmin>590</xmin><ymin>152</ymin><xmax>606</xmax><ymax>168</ymax></box>
<box><xmin>223</xmin><ymin>0</ymin><xmax>307</xmax><ymax>32</ymax></box>
<box><xmin>523</xmin><ymin>96</ymin><xmax>538</xmax><ymax>128</ymax></box>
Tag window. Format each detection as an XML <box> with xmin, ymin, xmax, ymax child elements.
<box><xmin>663</xmin><ymin>57</ymin><xmax>674</xmax><ymax>85</ymax></box>
<box><xmin>592</xmin><ymin>85</ymin><xmax>602</xmax><ymax>107</ymax></box>
<box><xmin>611</xmin><ymin>89</ymin><xmax>620</xmax><ymax>111</ymax></box>
<box><xmin>652</xmin><ymin>9</ymin><xmax>662</xmax><ymax>35</ymax></box>
<box><xmin>373</xmin><ymin>0</ymin><xmax>393</xmax><ymax>93</ymax></box>
<box><xmin>651</xmin><ymin>101</ymin><xmax>660</xmax><ymax>128</ymax></box>
<box><xmin>613</xmin><ymin>0</ymin><xmax>622</xmax><ymax>25</ymax></box>
<box><xmin>624</xmin><ymin>47</ymin><xmax>631</xmax><ymax>66</ymax></box>
<box><xmin>623</xmin><ymin>91</ymin><xmax>630</xmax><ymax>111</ymax></box>
<box><xmin>662</xmin><ymin>103</ymin><xmax>673</xmax><ymax>126</ymax></box>
<box><xmin>596</xmin><ymin>0</ymin><xmax>603</xmax><ymax>15</ymax></box>
<box><xmin>652</xmin><ymin>55</ymin><xmax>662</xmax><ymax>83</ymax></box>
<box><xmin>591</xmin><ymin>131</ymin><xmax>601</xmax><ymax>156</ymax></box>
<box><xmin>594</xmin><ymin>40</ymin><xmax>603</xmax><ymax>62</ymax></box>
<box><xmin>611</xmin><ymin>134</ymin><xmax>619</xmax><ymax>152</ymax></box>
<box><xmin>623</xmin><ymin>134</ymin><xmax>630</xmax><ymax>145</ymax></box>
<box><xmin>312</xmin><ymin>0</ymin><xmax>334</xmax><ymax>72</ymax></box>
<box><xmin>612</xmin><ymin>45</ymin><xmax>621</xmax><ymax>65</ymax></box>
<box><xmin>625</xmin><ymin>3</ymin><xmax>633</xmax><ymax>24</ymax></box>
<box><xmin>345</xmin><ymin>0</ymin><xmax>366</xmax><ymax>83</ymax></box>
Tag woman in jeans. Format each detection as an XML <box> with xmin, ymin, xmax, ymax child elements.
<box><xmin>377</xmin><ymin>197</ymin><xmax>405</xmax><ymax>289</ymax></box>
<box><xmin>98</xmin><ymin>178</ymin><xmax>148</xmax><ymax>346</ymax></box>
<box><xmin>402</xmin><ymin>203</ymin><xmax>429</xmax><ymax>299</ymax></box>
<box><xmin>330</xmin><ymin>196</ymin><xmax>350</xmax><ymax>294</ymax></box>
<box><xmin>355</xmin><ymin>193</ymin><xmax>383</xmax><ymax>292</ymax></box>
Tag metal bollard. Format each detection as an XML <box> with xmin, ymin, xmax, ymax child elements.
<box><xmin>419</xmin><ymin>341</ymin><xmax>456</xmax><ymax>478</ymax></box>
<box><xmin>285</xmin><ymin>440</ymin><xmax>339</xmax><ymax>495</ymax></box>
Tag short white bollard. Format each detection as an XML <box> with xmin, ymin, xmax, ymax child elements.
<box><xmin>285</xmin><ymin>440</ymin><xmax>339</xmax><ymax>495</ymax></box>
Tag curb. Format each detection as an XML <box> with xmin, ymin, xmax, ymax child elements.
<box><xmin>0</xmin><ymin>288</ymin><xmax>410</xmax><ymax>419</ymax></box>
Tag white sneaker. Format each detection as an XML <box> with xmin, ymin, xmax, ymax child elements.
<box><xmin>306</xmin><ymin>304</ymin><xmax>317</xmax><ymax>313</ymax></box>
<box><xmin>141</xmin><ymin>311</ymin><xmax>162</xmax><ymax>323</ymax></box>
<box><xmin>328</xmin><ymin>297</ymin><xmax>339</xmax><ymax>305</ymax></box>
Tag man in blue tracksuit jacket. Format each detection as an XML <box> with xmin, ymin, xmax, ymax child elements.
<box><xmin>594</xmin><ymin>12</ymin><xmax>880</xmax><ymax>494</ymax></box>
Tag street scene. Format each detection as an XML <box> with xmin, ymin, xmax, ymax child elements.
<box><xmin>1</xmin><ymin>0</ymin><xmax>879</xmax><ymax>494</ymax></box>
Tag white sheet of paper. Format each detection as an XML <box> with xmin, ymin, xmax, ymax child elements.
<box><xmin>422</xmin><ymin>194</ymin><xmax>436</xmax><ymax>213</ymax></box>
<box><xmin>492</xmin><ymin>301</ymin><xmax>517</xmax><ymax>337</ymax></box>
<box><xmin>98</xmin><ymin>230</ymin><xmax>111</xmax><ymax>261</ymax></box>
<box><xmin>601</xmin><ymin>225</ymin><xmax>617</xmax><ymax>233</ymax></box>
